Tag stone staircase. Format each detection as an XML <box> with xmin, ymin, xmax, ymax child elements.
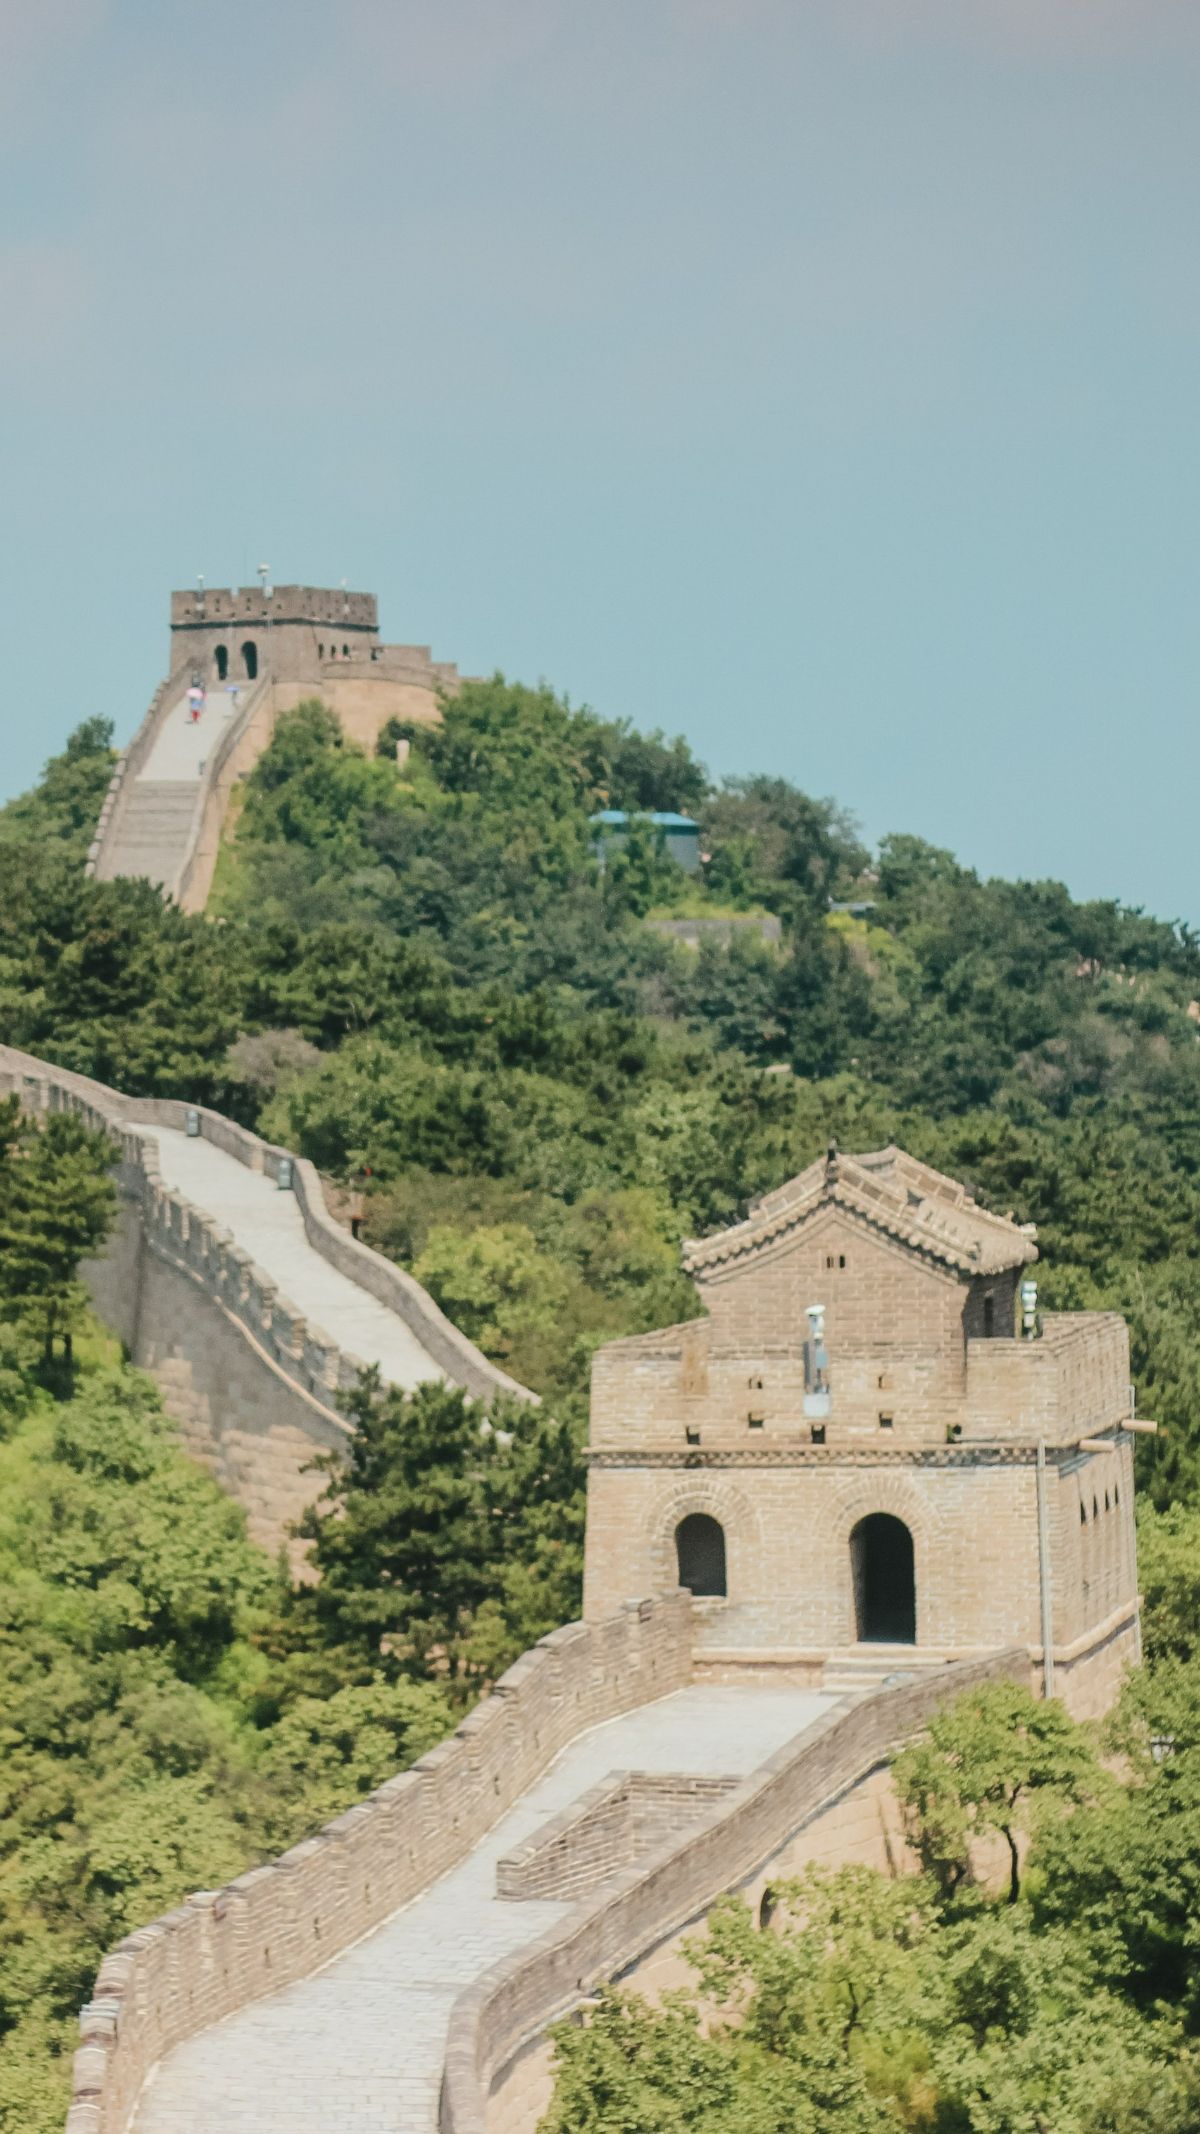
<box><xmin>96</xmin><ymin>780</ymin><xmax>199</xmax><ymax>889</ymax></box>
<box><xmin>821</xmin><ymin>1645</ymin><xmax>958</xmax><ymax>1696</ymax></box>
<box><xmin>92</xmin><ymin>678</ymin><xmax>244</xmax><ymax>894</ymax></box>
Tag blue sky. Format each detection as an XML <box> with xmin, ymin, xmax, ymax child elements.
<box><xmin>3</xmin><ymin>1</ymin><xmax>1198</xmax><ymax>919</ymax></box>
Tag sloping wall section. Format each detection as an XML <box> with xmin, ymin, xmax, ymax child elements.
<box><xmin>0</xmin><ymin>1047</ymin><xmax>531</xmax><ymax>1549</ymax></box>
<box><xmin>444</xmin><ymin>1650</ymin><xmax>1028</xmax><ymax>2134</ymax></box>
<box><xmin>65</xmin><ymin>1595</ymin><xmax>695</xmax><ymax>2134</ymax></box>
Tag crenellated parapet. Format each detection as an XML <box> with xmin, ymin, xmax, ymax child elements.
<box><xmin>171</xmin><ymin>585</ymin><xmax>379</xmax><ymax>632</ymax></box>
<box><xmin>64</xmin><ymin>1594</ymin><xmax>694</xmax><ymax>2134</ymax></box>
<box><xmin>0</xmin><ymin>1048</ymin><xmax>532</xmax><ymax>1553</ymax></box>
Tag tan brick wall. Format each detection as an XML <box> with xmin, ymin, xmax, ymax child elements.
<box><xmin>3</xmin><ymin>1046</ymin><xmax>529</xmax><ymax>1557</ymax></box>
<box><xmin>66</xmin><ymin>1596</ymin><xmax>693</xmax><ymax>2134</ymax></box>
<box><xmin>691</xmin><ymin>1209</ymin><xmax>973</xmax><ymax>1440</ymax></box>
<box><xmin>496</xmin><ymin>1775</ymin><xmax>738</xmax><ymax>1904</ymax></box>
<box><xmin>585</xmin><ymin>1165</ymin><xmax>1139</xmax><ymax>1679</ymax></box>
<box><xmin>588</xmin><ymin>1456</ymin><xmax>1099</xmax><ymax>1654</ymax></box>
<box><xmin>584</xmin><ymin>1452</ymin><xmax>1139</xmax><ymax>1679</ymax></box>
<box><xmin>127</xmin><ymin>1242</ymin><xmax>348</xmax><ymax>1557</ymax></box>
<box><xmin>444</xmin><ymin>1652</ymin><xmax>1028</xmax><ymax>2134</ymax></box>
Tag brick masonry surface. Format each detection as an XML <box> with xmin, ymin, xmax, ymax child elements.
<box><xmin>0</xmin><ymin>1047</ymin><xmax>529</xmax><ymax>1555</ymax></box>
<box><xmin>446</xmin><ymin>1650</ymin><xmax>1026</xmax><ymax>2134</ymax></box>
<box><xmin>65</xmin><ymin>1597</ymin><xmax>693</xmax><ymax>2134</ymax></box>
<box><xmin>495</xmin><ymin>1774</ymin><xmax>739</xmax><ymax>1903</ymax></box>
<box><xmin>127</xmin><ymin>1684</ymin><xmax>821</xmax><ymax>2134</ymax></box>
<box><xmin>585</xmin><ymin>1150</ymin><xmax>1141</xmax><ymax>1714</ymax></box>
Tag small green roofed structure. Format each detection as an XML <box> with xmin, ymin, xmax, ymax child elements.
<box><xmin>589</xmin><ymin>809</ymin><xmax>702</xmax><ymax>874</ymax></box>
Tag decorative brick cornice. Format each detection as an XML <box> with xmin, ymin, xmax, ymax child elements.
<box><xmin>586</xmin><ymin>1441</ymin><xmax>1099</xmax><ymax>1472</ymax></box>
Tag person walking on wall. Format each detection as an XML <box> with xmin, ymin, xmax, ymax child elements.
<box><xmin>188</xmin><ymin>677</ymin><xmax>205</xmax><ymax>724</ymax></box>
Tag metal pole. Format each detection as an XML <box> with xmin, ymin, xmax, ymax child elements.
<box><xmin>1125</xmin><ymin>1429</ymin><xmax>1143</xmax><ymax>1666</ymax></box>
<box><xmin>1036</xmin><ymin>1439</ymin><xmax>1055</xmax><ymax>1699</ymax></box>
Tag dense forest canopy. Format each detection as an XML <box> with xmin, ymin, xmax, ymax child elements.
<box><xmin>6</xmin><ymin>682</ymin><xmax>1200</xmax><ymax>2128</ymax></box>
<box><xmin>6</xmin><ymin>688</ymin><xmax>1200</xmax><ymax>1483</ymax></box>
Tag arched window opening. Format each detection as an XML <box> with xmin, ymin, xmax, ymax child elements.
<box><xmin>675</xmin><ymin>1514</ymin><xmax>726</xmax><ymax>1599</ymax></box>
<box><xmin>318</xmin><ymin>643</ymin><xmax>324</xmax><ymax>659</ymax></box>
<box><xmin>1114</xmin><ymin>1483</ymin><xmax>1120</xmax><ymax>1506</ymax></box>
<box><xmin>242</xmin><ymin>640</ymin><xmax>259</xmax><ymax>680</ymax></box>
<box><xmin>1080</xmin><ymin>1500</ymin><xmax>1087</xmax><ymax>1524</ymax></box>
<box><xmin>758</xmin><ymin>1885</ymin><xmax>777</xmax><ymax>1932</ymax></box>
<box><xmin>342</xmin><ymin>642</ymin><xmax>349</xmax><ymax>657</ymax></box>
<box><xmin>1093</xmin><ymin>1495</ymin><xmax>1099</xmax><ymax>1522</ymax></box>
<box><xmin>1104</xmin><ymin>1490</ymin><xmax>1110</xmax><ymax>1513</ymax></box>
<box><xmin>214</xmin><ymin>644</ymin><xmax>228</xmax><ymax>681</ymax></box>
<box><xmin>850</xmin><ymin>1513</ymin><xmax>915</xmax><ymax>1644</ymax></box>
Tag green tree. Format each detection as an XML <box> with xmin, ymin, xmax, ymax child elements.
<box><xmin>892</xmin><ymin>1679</ymin><xmax>1103</xmax><ymax>1904</ymax></box>
<box><xmin>0</xmin><ymin>1103</ymin><xmax>116</xmax><ymax>1367</ymax></box>
<box><xmin>541</xmin><ymin>1869</ymin><xmax>1197</xmax><ymax>2134</ymax></box>
<box><xmin>0</xmin><ymin>720</ymin><xmax>116</xmax><ymax>858</ymax></box>
<box><xmin>413</xmin><ymin>1222</ymin><xmax>573</xmax><ymax>1378</ymax></box>
<box><xmin>297</xmin><ymin>1375</ymin><xmax>583</xmax><ymax>1690</ymax></box>
<box><xmin>254</xmin><ymin>1679</ymin><xmax>453</xmax><ymax>1846</ymax></box>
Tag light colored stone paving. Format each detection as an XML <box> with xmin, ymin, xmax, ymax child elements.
<box><xmin>139</xmin><ymin>682</ymin><xmax>241</xmax><ymax>781</ymax></box>
<box><xmin>131</xmin><ymin>1684</ymin><xmax>832</xmax><ymax>2134</ymax></box>
<box><xmin>141</xmin><ymin>1124</ymin><xmax>445</xmax><ymax>1389</ymax></box>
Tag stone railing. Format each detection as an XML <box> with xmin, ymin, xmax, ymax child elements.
<box><xmin>64</xmin><ymin>1594</ymin><xmax>693</xmax><ymax>2134</ymax></box>
<box><xmin>0</xmin><ymin>1047</ymin><xmax>530</xmax><ymax>1413</ymax></box>
<box><xmin>85</xmin><ymin>665</ymin><xmax>192</xmax><ymax>881</ymax></box>
<box><xmin>440</xmin><ymin>1648</ymin><xmax>1029</xmax><ymax>2134</ymax></box>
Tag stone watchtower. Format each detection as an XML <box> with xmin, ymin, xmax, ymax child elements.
<box><xmin>584</xmin><ymin>1145</ymin><xmax>1141</xmax><ymax>1716</ymax></box>
<box><xmin>169</xmin><ymin>583</ymin><xmax>462</xmax><ymax>749</ymax></box>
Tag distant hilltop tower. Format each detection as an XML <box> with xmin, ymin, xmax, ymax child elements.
<box><xmin>87</xmin><ymin>583</ymin><xmax>465</xmax><ymax>909</ymax></box>
<box><xmin>169</xmin><ymin>581</ymin><xmax>462</xmax><ymax>744</ymax></box>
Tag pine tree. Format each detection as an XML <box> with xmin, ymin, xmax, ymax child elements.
<box><xmin>0</xmin><ymin>1101</ymin><xmax>117</xmax><ymax>1366</ymax></box>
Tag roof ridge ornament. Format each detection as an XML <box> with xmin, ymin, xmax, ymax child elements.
<box><xmin>825</xmin><ymin>1139</ymin><xmax>839</xmax><ymax>1188</ymax></box>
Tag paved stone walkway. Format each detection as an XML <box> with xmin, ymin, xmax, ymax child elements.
<box><xmin>140</xmin><ymin>683</ymin><xmax>241</xmax><ymax>780</ymax></box>
<box><xmin>96</xmin><ymin>684</ymin><xmax>245</xmax><ymax>887</ymax></box>
<box><xmin>143</xmin><ymin>1124</ymin><xmax>446</xmax><ymax>1389</ymax></box>
<box><xmin>131</xmin><ymin>1684</ymin><xmax>832</xmax><ymax>2134</ymax></box>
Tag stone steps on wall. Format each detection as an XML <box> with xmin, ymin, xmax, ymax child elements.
<box><xmin>821</xmin><ymin>1646</ymin><xmax>959</xmax><ymax>1696</ymax></box>
<box><xmin>97</xmin><ymin>781</ymin><xmax>199</xmax><ymax>889</ymax></box>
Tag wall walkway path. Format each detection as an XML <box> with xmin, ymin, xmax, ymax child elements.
<box><xmin>88</xmin><ymin>667</ymin><xmax>279</xmax><ymax>906</ymax></box>
<box><xmin>129</xmin><ymin>1684</ymin><xmax>832</xmax><ymax>2134</ymax></box>
<box><xmin>146</xmin><ymin>1123</ymin><xmax>446</xmax><ymax>1391</ymax></box>
<box><xmin>0</xmin><ymin>1048</ymin><xmax>530</xmax><ymax>1548</ymax></box>
<box><xmin>91</xmin><ymin>682</ymin><xmax>237</xmax><ymax>892</ymax></box>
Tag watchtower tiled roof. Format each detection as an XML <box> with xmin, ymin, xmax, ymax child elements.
<box><xmin>683</xmin><ymin>1144</ymin><xmax>1038</xmax><ymax>1282</ymax></box>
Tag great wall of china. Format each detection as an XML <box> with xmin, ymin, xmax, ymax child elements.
<box><xmin>2</xmin><ymin>1047</ymin><xmax>1036</xmax><ymax>2134</ymax></box>
<box><xmin>0</xmin><ymin>1046</ymin><xmax>527</xmax><ymax>1554</ymax></box>
<box><xmin>87</xmin><ymin>585</ymin><xmax>459</xmax><ymax>911</ymax></box>
<box><xmin>22</xmin><ymin>583</ymin><xmax>1142</xmax><ymax>2133</ymax></box>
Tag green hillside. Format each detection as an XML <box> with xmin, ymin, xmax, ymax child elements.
<box><xmin>7</xmin><ymin>685</ymin><xmax>1200</xmax><ymax>2128</ymax></box>
<box><xmin>6</xmin><ymin>688</ymin><xmax>1200</xmax><ymax>1489</ymax></box>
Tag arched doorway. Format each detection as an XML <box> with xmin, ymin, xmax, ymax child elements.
<box><xmin>242</xmin><ymin>640</ymin><xmax>258</xmax><ymax>679</ymax></box>
<box><xmin>214</xmin><ymin>645</ymin><xmax>228</xmax><ymax>681</ymax></box>
<box><xmin>850</xmin><ymin>1514</ymin><xmax>915</xmax><ymax>1643</ymax></box>
<box><xmin>675</xmin><ymin>1513</ymin><xmax>726</xmax><ymax>1598</ymax></box>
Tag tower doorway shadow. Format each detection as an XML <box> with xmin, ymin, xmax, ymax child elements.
<box><xmin>850</xmin><ymin>1513</ymin><xmax>915</xmax><ymax>1643</ymax></box>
